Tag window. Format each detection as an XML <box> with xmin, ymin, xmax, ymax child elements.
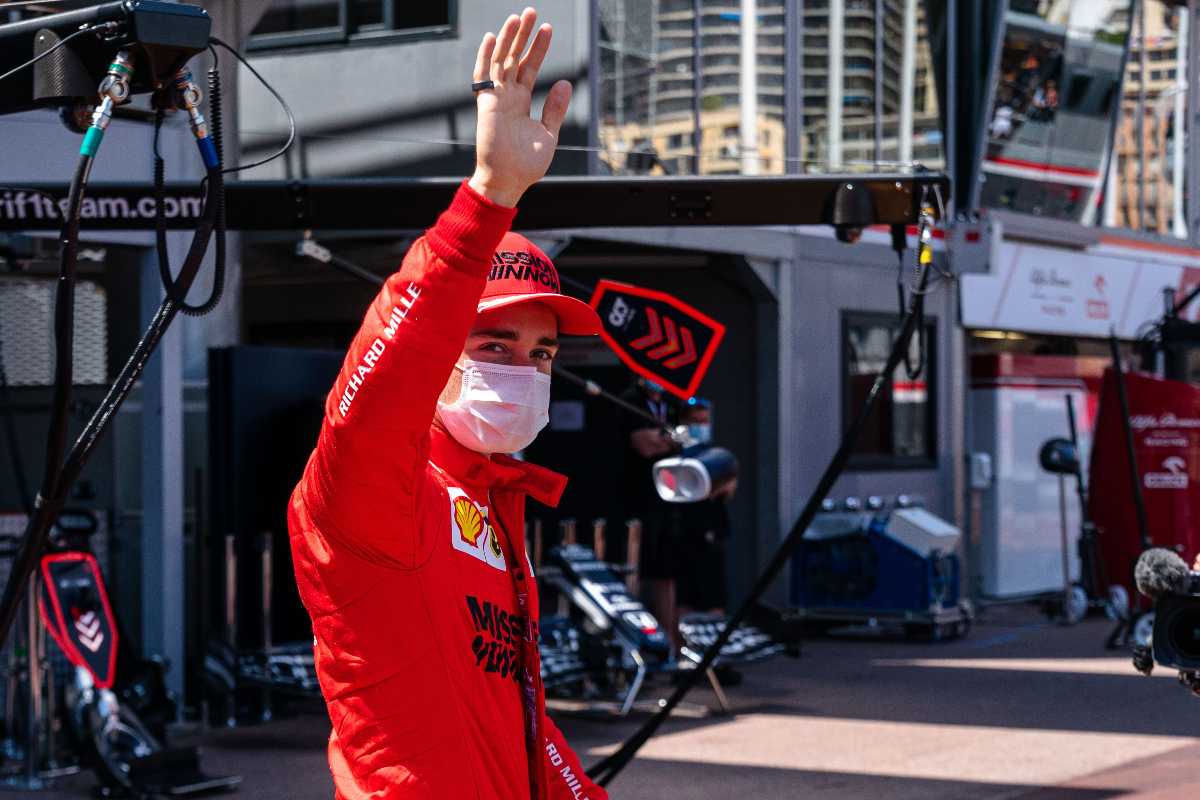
<box><xmin>249</xmin><ymin>0</ymin><xmax>454</xmax><ymax>48</ymax></box>
<box><xmin>842</xmin><ymin>311</ymin><xmax>937</xmax><ymax>469</ymax></box>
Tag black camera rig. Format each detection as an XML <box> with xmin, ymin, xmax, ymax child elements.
<box><xmin>1132</xmin><ymin>548</ymin><xmax>1200</xmax><ymax>695</ymax></box>
<box><xmin>0</xmin><ymin>1</ymin><xmax>211</xmax><ymax>117</ymax></box>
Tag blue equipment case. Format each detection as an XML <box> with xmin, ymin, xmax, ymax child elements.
<box><xmin>789</xmin><ymin>506</ymin><xmax>971</xmax><ymax>640</ymax></box>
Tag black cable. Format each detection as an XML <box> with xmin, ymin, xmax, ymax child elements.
<box><xmin>0</xmin><ymin>131</ymin><xmax>224</xmax><ymax>655</ymax></box>
<box><xmin>0</xmin><ymin>167</ymin><xmax>221</xmax><ymax>650</ymax></box>
<box><xmin>152</xmin><ymin>64</ymin><xmax>227</xmax><ymax>315</ymax></box>
<box><xmin>0</xmin><ymin>0</ymin><xmax>74</xmax><ymax>8</ymax></box>
<box><xmin>586</xmin><ymin>209</ymin><xmax>940</xmax><ymax>789</ymax></box>
<box><xmin>39</xmin><ymin>153</ymin><xmax>92</xmax><ymax>508</ymax></box>
<box><xmin>209</xmin><ymin>36</ymin><xmax>295</xmax><ymax>176</ymax></box>
<box><xmin>0</xmin><ymin>24</ymin><xmax>98</xmax><ymax>85</ymax></box>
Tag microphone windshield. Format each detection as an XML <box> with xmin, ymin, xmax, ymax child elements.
<box><xmin>1135</xmin><ymin>548</ymin><xmax>1191</xmax><ymax>599</ymax></box>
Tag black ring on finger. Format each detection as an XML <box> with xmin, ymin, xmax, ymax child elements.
<box><xmin>472</xmin><ymin>80</ymin><xmax>496</xmax><ymax>92</ymax></box>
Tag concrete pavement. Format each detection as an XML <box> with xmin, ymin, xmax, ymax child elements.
<box><xmin>38</xmin><ymin>605</ymin><xmax>1200</xmax><ymax>798</ymax></box>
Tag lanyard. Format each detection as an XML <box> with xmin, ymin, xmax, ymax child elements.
<box><xmin>489</xmin><ymin>492</ymin><xmax>547</xmax><ymax>799</ymax></box>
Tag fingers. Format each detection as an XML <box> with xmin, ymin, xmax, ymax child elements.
<box><xmin>517</xmin><ymin>23</ymin><xmax>552</xmax><ymax>89</ymax></box>
<box><xmin>491</xmin><ymin>13</ymin><xmax>521</xmax><ymax>82</ymax></box>
<box><xmin>540</xmin><ymin>79</ymin><xmax>572</xmax><ymax>138</ymax></box>
<box><xmin>473</xmin><ymin>32</ymin><xmax>496</xmax><ymax>83</ymax></box>
<box><xmin>504</xmin><ymin>8</ymin><xmax>538</xmax><ymax>81</ymax></box>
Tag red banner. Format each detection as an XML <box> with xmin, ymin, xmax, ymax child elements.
<box><xmin>1089</xmin><ymin>370</ymin><xmax>1200</xmax><ymax>608</ymax></box>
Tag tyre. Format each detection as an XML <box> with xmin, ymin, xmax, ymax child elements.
<box><xmin>1063</xmin><ymin>585</ymin><xmax>1089</xmax><ymax>625</ymax></box>
<box><xmin>1131</xmin><ymin>611</ymin><xmax>1155</xmax><ymax>650</ymax></box>
<box><xmin>1106</xmin><ymin>585</ymin><xmax>1130</xmax><ymax>621</ymax></box>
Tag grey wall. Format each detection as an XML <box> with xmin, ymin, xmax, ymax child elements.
<box><xmin>238</xmin><ymin>0</ymin><xmax>593</xmax><ymax>179</ymax></box>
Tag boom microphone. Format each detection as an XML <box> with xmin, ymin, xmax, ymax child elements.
<box><xmin>1135</xmin><ymin>548</ymin><xmax>1194</xmax><ymax>599</ymax></box>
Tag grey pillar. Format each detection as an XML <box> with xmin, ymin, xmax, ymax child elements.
<box><xmin>1189</xmin><ymin>0</ymin><xmax>1200</xmax><ymax>242</ymax></box>
<box><xmin>140</xmin><ymin>250</ymin><xmax>186</xmax><ymax>704</ymax></box>
<box><xmin>899</xmin><ymin>0</ymin><xmax>916</xmax><ymax>163</ymax></box>
<box><xmin>740</xmin><ymin>0</ymin><xmax>759</xmax><ymax>174</ymax></box>
<box><xmin>693</xmin><ymin>0</ymin><xmax>703</xmax><ymax>173</ymax></box>
<box><xmin>828</xmin><ymin>0</ymin><xmax>844</xmax><ymax>168</ymax></box>
<box><xmin>784</xmin><ymin>0</ymin><xmax>804</xmax><ymax>174</ymax></box>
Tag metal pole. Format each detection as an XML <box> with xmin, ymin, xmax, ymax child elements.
<box><xmin>260</xmin><ymin>530</ymin><xmax>273</xmax><ymax>722</ymax></box>
<box><xmin>1189</xmin><ymin>0</ymin><xmax>1200</xmax><ymax>242</ymax></box>
<box><xmin>828</xmin><ymin>0</ymin><xmax>844</xmax><ymax>168</ymax></box>
<box><xmin>784</xmin><ymin>0</ymin><xmax>804</xmax><ymax>173</ymax></box>
<box><xmin>588</xmin><ymin>0</ymin><xmax>601</xmax><ymax>175</ymax></box>
<box><xmin>693</xmin><ymin>0</ymin><xmax>703</xmax><ymax>174</ymax></box>
<box><xmin>740</xmin><ymin>0</ymin><xmax>759</xmax><ymax>174</ymax></box>
<box><xmin>592</xmin><ymin>518</ymin><xmax>607</xmax><ymax>561</ymax></box>
<box><xmin>1107</xmin><ymin>332</ymin><xmax>1150</xmax><ymax>553</ymax></box>
<box><xmin>223</xmin><ymin>532</ymin><xmax>237</xmax><ymax>727</ymax></box>
<box><xmin>1058</xmin><ymin>475</ymin><xmax>1071</xmax><ymax>602</ymax></box>
<box><xmin>946</xmin><ymin>0</ymin><xmax>957</xmax><ymax>216</ymax></box>
<box><xmin>1173</xmin><ymin>9</ymin><xmax>1188</xmax><ymax>237</ymax></box>
<box><xmin>23</xmin><ymin>576</ymin><xmax>41</xmax><ymax>786</ymax></box>
<box><xmin>1137</xmin><ymin>0</ymin><xmax>1147</xmax><ymax>229</ymax></box>
<box><xmin>874</xmin><ymin>0</ymin><xmax>884</xmax><ymax>165</ymax></box>
<box><xmin>625</xmin><ymin>519</ymin><xmax>642</xmax><ymax>595</ymax></box>
<box><xmin>899</xmin><ymin>0</ymin><xmax>916</xmax><ymax>164</ymax></box>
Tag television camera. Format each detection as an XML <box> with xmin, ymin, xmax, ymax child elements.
<box><xmin>1133</xmin><ymin>548</ymin><xmax>1200</xmax><ymax>694</ymax></box>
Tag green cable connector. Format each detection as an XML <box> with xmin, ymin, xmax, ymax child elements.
<box><xmin>80</xmin><ymin>126</ymin><xmax>104</xmax><ymax>157</ymax></box>
<box><xmin>109</xmin><ymin>61</ymin><xmax>132</xmax><ymax>77</ymax></box>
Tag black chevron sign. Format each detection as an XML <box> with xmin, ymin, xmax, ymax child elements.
<box><xmin>38</xmin><ymin>552</ymin><xmax>118</xmax><ymax>689</ymax></box>
<box><xmin>589</xmin><ymin>280</ymin><xmax>726</xmax><ymax>400</ymax></box>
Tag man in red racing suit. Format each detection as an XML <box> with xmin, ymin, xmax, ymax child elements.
<box><xmin>287</xmin><ymin>9</ymin><xmax>609</xmax><ymax>798</ymax></box>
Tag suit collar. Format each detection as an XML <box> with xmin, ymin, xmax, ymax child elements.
<box><xmin>429</xmin><ymin>426</ymin><xmax>566</xmax><ymax>508</ymax></box>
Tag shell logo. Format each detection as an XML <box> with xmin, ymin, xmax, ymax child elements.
<box><xmin>454</xmin><ymin>497</ymin><xmax>485</xmax><ymax>546</ymax></box>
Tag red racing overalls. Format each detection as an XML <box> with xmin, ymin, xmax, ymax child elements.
<box><xmin>288</xmin><ymin>182</ymin><xmax>607</xmax><ymax>800</ymax></box>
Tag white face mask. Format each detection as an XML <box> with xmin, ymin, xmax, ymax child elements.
<box><xmin>437</xmin><ymin>359</ymin><xmax>552</xmax><ymax>454</ymax></box>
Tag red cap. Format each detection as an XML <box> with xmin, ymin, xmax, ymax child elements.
<box><xmin>478</xmin><ymin>232</ymin><xmax>601</xmax><ymax>336</ymax></box>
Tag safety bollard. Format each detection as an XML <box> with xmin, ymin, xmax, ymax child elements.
<box><xmin>224</xmin><ymin>533</ymin><xmax>237</xmax><ymax>727</ymax></box>
<box><xmin>260</xmin><ymin>531</ymin><xmax>274</xmax><ymax>722</ymax></box>
<box><xmin>625</xmin><ymin>518</ymin><xmax>642</xmax><ymax>596</ymax></box>
<box><xmin>592</xmin><ymin>518</ymin><xmax>607</xmax><ymax>561</ymax></box>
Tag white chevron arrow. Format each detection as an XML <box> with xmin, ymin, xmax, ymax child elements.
<box><xmin>75</xmin><ymin>615</ymin><xmax>101</xmax><ymax>639</ymax></box>
<box><xmin>78</xmin><ymin>630</ymin><xmax>104</xmax><ymax>652</ymax></box>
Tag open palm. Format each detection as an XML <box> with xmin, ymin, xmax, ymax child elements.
<box><xmin>469</xmin><ymin>8</ymin><xmax>572</xmax><ymax>208</ymax></box>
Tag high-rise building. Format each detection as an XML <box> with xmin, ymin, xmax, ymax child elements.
<box><xmin>598</xmin><ymin>0</ymin><xmax>942</xmax><ymax>174</ymax></box>
<box><xmin>1109</xmin><ymin>0</ymin><xmax>1187</xmax><ymax>235</ymax></box>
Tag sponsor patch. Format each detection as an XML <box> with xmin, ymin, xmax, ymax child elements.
<box><xmin>465</xmin><ymin>594</ymin><xmax>532</xmax><ymax>682</ymax></box>
<box><xmin>448</xmin><ymin>488</ymin><xmax>506</xmax><ymax>571</ymax></box>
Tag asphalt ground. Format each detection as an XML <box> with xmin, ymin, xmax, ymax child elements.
<box><xmin>34</xmin><ymin>604</ymin><xmax>1200</xmax><ymax>799</ymax></box>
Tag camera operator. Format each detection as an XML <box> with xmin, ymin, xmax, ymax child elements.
<box><xmin>619</xmin><ymin>377</ymin><xmax>681</xmax><ymax>643</ymax></box>
<box><xmin>675</xmin><ymin>398</ymin><xmax>735</xmax><ymax>619</ymax></box>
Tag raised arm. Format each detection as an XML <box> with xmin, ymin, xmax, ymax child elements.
<box><xmin>299</xmin><ymin>9</ymin><xmax>573</xmax><ymax>564</ymax></box>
